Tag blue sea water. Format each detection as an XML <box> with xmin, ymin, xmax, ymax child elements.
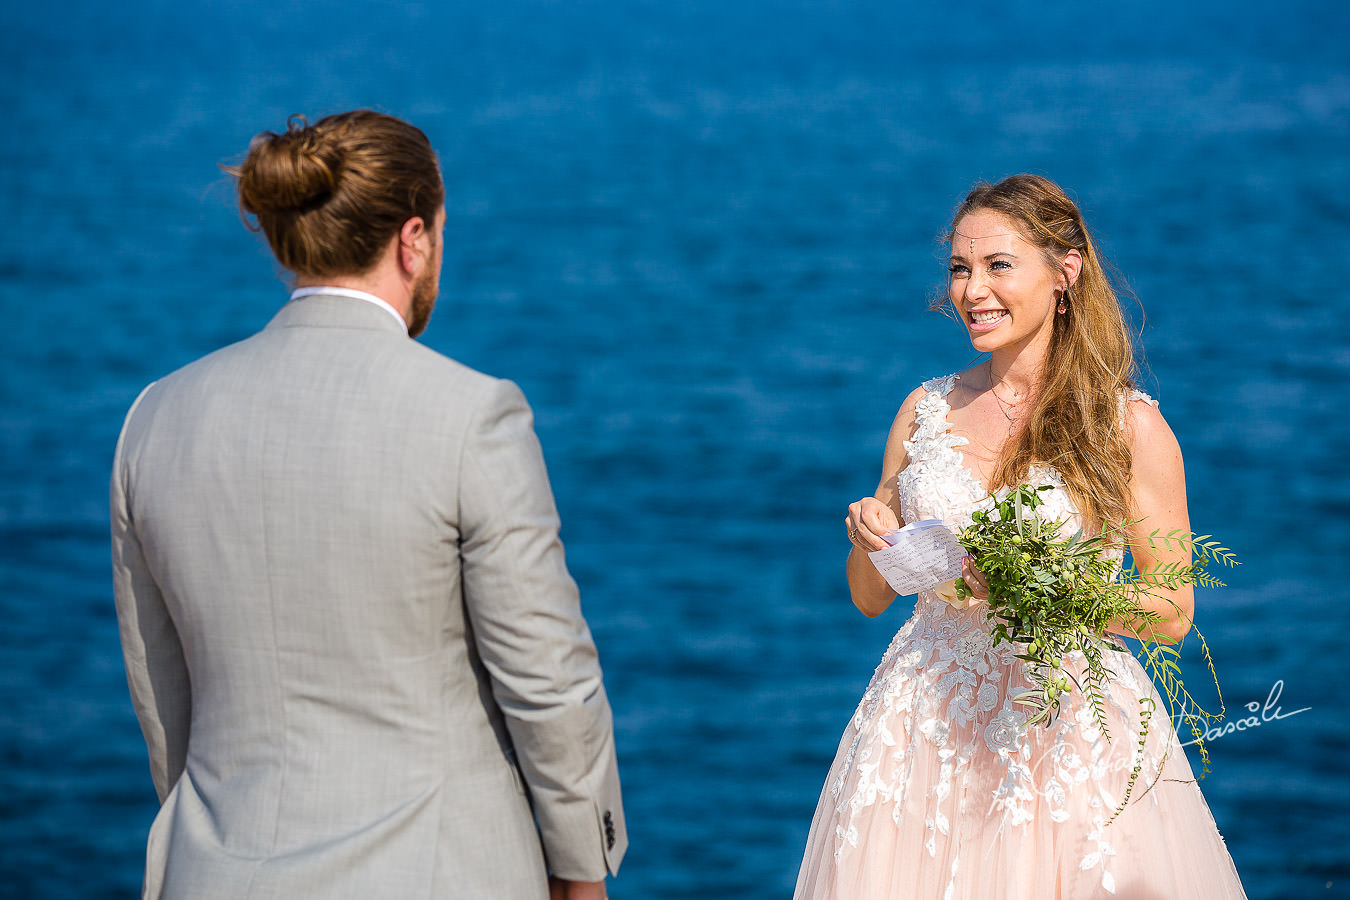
<box><xmin>2</xmin><ymin>1</ymin><xmax>1349</xmax><ymax>897</ymax></box>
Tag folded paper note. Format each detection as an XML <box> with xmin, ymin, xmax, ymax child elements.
<box><xmin>867</xmin><ymin>519</ymin><xmax>967</xmax><ymax>596</ymax></box>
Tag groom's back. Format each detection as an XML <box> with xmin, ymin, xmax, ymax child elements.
<box><xmin>113</xmin><ymin>110</ymin><xmax>624</xmax><ymax>900</ymax></box>
<box><xmin>117</xmin><ymin>296</ymin><xmax>546</xmax><ymax>897</ymax></box>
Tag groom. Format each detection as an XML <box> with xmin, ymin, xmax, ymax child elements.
<box><xmin>110</xmin><ymin>110</ymin><xmax>625</xmax><ymax>899</ymax></box>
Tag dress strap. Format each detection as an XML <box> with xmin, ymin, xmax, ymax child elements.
<box><xmin>920</xmin><ymin>373</ymin><xmax>959</xmax><ymax>400</ymax></box>
<box><xmin>904</xmin><ymin>374</ymin><xmax>967</xmax><ymax>464</ymax></box>
<box><xmin>1118</xmin><ymin>387</ymin><xmax>1158</xmax><ymax>427</ymax></box>
<box><xmin>1123</xmin><ymin>388</ymin><xmax>1158</xmax><ymax>407</ymax></box>
<box><xmin>912</xmin><ymin>374</ymin><xmax>960</xmax><ymax>432</ymax></box>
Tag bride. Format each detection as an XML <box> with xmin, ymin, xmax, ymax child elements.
<box><xmin>793</xmin><ymin>175</ymin><xmax>1247</xmax><ymax>899</ymax></box>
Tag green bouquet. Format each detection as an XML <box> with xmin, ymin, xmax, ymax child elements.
<box><xmin>954</xmin><ymin>484</ymin><xmax>1237</xmax><ymax>821</ymax></box>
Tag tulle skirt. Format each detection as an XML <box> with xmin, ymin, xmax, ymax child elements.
<box><xmin>793</xmin><ymin>598</ymin><xmax>1247</xmax><ymax>900</ymax></box>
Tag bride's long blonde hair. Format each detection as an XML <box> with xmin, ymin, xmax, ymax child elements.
<box><xmin>948</xmin><ymin>174</ymin><xmax>1140</xmax><ymax>532</ymax></box>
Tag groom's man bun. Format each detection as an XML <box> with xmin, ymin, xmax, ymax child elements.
<box><xmin>229</xmin><ymin>110</ymin><xmax>444</xmax><ymax>278</ymax></box>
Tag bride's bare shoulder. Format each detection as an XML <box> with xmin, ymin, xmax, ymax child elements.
<box><xmin>880</xmin><ymin>383</ymin><xmax>932</xmax><ymax>461</ymax></box>
<box><xmin>1125</xmin><ymin>396</ymin><xmax>1182</xmax><ymax>465</ymax></box>
<box><xmin>953</xmin><ymin>363</ymin><xmax>986</xmax><ymax>383</ymax></box>
<box><xmin>945</xmin><ymin>365</ymin><xmax>988</xmax><ymax>405</ymax></box>
<box><xmin>898</xmin><ymin>382</ymin><xmax>928</xmax><ymax>415</ymax></box>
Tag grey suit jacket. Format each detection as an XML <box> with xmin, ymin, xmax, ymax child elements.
<box><xmin>111</xmin><ymin>293</ymin><xmax>626</xmax><ymax>899</ymax></box>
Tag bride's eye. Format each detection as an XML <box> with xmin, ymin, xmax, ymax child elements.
<box><xmin>989</xmin><ymin>259</ymin><xmax>1013</xmax><ymax>272</ymax></box>
<box><xmin>948</xmin><ymin>264</ymin><xmax>970</xmax><ymax>277</ymax></box>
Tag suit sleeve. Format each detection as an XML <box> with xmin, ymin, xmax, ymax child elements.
<box><xmin>110</xmin><ymin>386</ymin><xmax>192</xmax><ymax>803</ymax></box>
<box><xmin>457</xmin><ymin>379</ymin><xmax>627</xmax><ymax>880</ymax></box>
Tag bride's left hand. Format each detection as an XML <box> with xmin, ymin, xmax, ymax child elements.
<box><xmin>960</xmin><ymin>555</ymin><xmax>990</xmax><ymax>600</ymax></box>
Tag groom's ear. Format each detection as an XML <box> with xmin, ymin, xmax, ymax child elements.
<box><xmin>397</xmin><ymin>216</ymin><xmax>429</xmax><ymax>277</ymax></box>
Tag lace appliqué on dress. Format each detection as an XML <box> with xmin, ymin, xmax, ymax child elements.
<box><xmin>827</xmin><ymin>375</ymin><xmax>1169</xmax><ymax>897</ymax></box>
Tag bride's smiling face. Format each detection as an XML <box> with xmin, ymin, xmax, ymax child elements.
<box><xmin>948</xmin><ymin>210</ymin><xmax>1075</xmax><ymax>359</ymax></box>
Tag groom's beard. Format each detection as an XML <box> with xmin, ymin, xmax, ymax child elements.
<box><xmin>407</xmin><ymin>266</ymin><xmax>438</xmax><ymax>338</ymax></box>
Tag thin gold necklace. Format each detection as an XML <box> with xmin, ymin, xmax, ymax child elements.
<box><xmin>987</xmin><ymin>360</ymin><xmax>1029</xmax><ymax>425</ymax></box>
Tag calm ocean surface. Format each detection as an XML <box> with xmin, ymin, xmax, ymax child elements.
<box><xmin>2</xmin><ymin>2</ymin><xmax>1348</xmax><ymax>897</ymax></box>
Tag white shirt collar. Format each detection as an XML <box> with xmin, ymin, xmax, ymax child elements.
<box><xmin>289</xmin><ymin>286</ymin><xmax>409</xmax><ymax>335</ymax></box>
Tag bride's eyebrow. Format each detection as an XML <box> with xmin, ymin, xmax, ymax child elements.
<box><xmin>951</xmin><ymin>248</ymin><xmax>1019</xmax><ymax>263</ymax></box>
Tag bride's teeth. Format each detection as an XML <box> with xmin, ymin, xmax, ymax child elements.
<box><xmin>972</xmin><ymin>311</ymin><xmax>1005</xmax><ymax>324</ymax></box>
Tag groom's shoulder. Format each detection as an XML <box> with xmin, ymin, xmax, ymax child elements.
<box><xmin>159</xmin><ymin>325</ymin><xmax>495</xmax><ymax>387</ymax></box>
<box><xmin>396</xmin><ymin>339</ymin><xmax>523</xmax><ymax>409</ymax></box>
<box><xmin>130</xmin><ymin>333</ymin><xmax>266</xmax><ymax>403</ymax></box>
<box><xmin>127</xmin><ymin>328</ymin><xmax>530</xmax><ymax>440</ymax></box>
<box><xmin>374</xmin><ymin>341</ymin><xmax>539</xmax><ymax>433</ymax></box>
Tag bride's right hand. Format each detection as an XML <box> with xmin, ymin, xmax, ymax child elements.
<box><xmin>845</xmin><ymin>497</ymin><xmax>900</xmax><ymax>553</ymax></box>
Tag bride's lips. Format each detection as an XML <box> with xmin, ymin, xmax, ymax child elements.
<box><xmin>968</xmin><ymin>309</ymin><xmax>1008</xmax><ymax>332</ymax></box>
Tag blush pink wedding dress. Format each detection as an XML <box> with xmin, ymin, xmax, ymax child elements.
<box><xmin>793</xmin><ymin>374</ymin><xmax>1247</xmax><ymax>900</ymax></box>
